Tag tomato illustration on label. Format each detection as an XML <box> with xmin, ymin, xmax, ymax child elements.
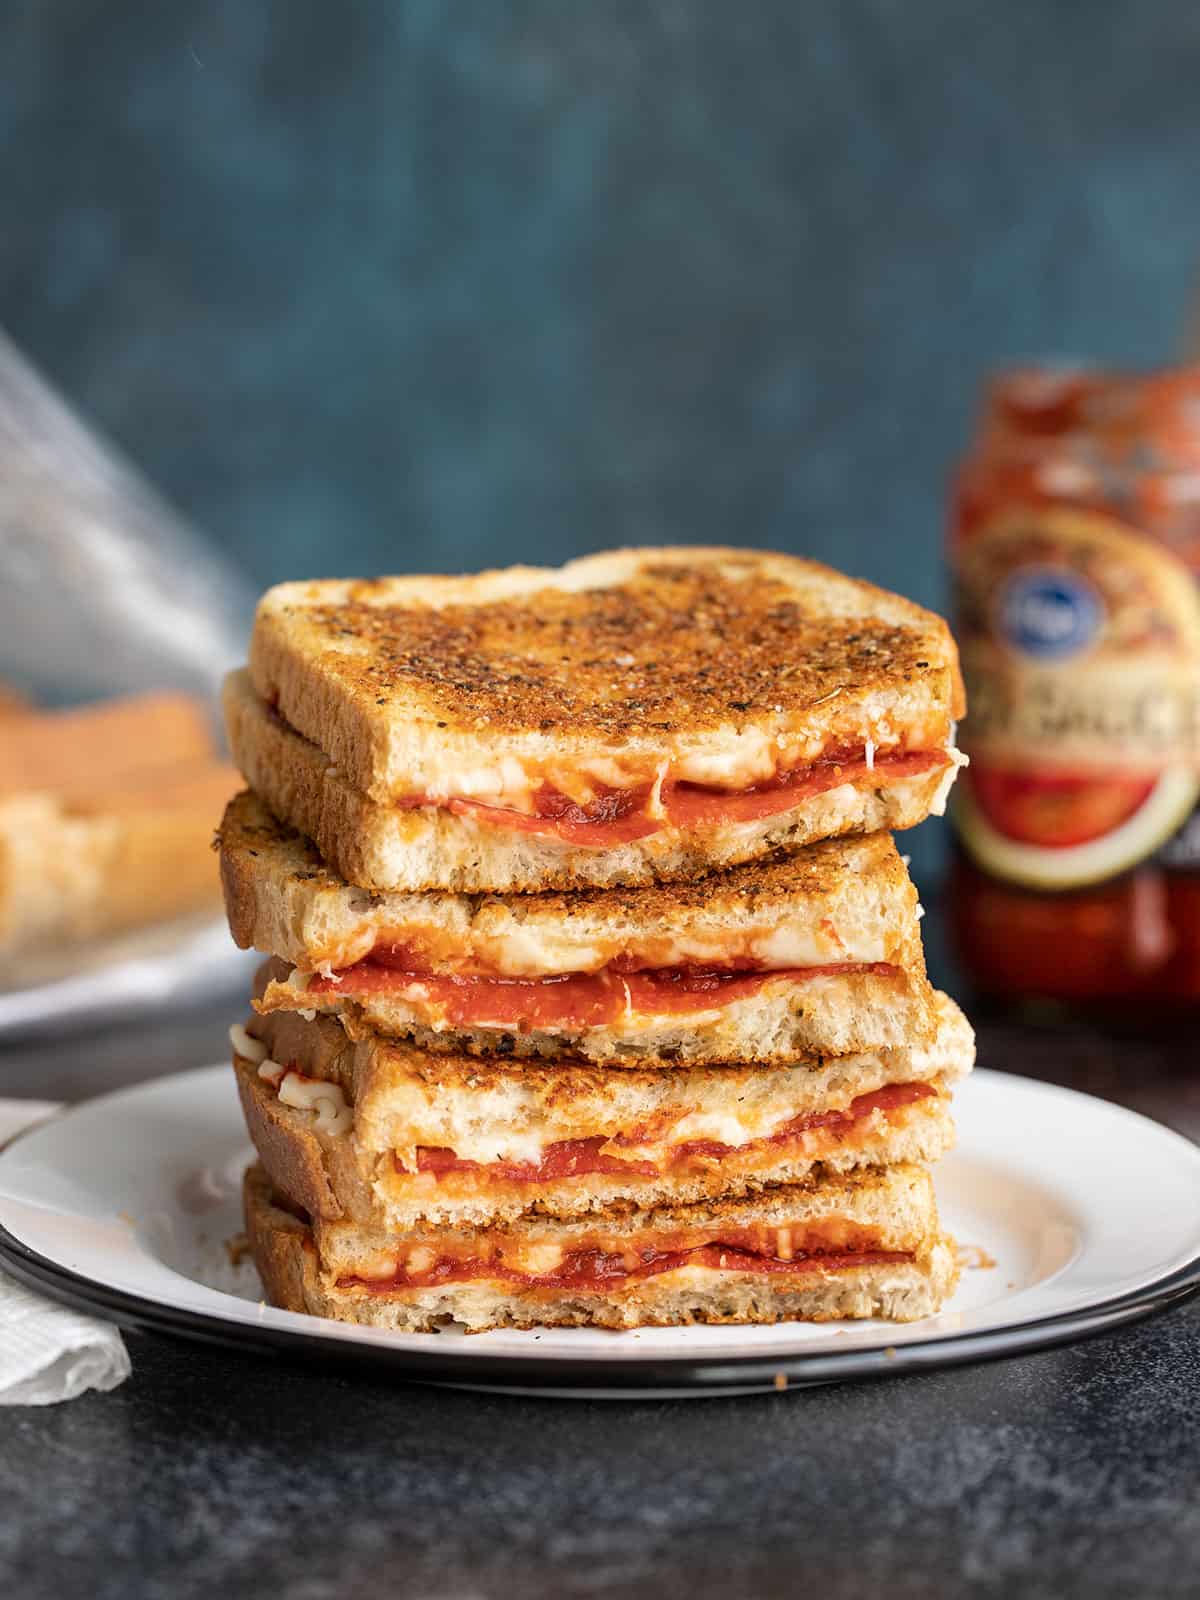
<box><xmin>953</xmin><ymin>507</ymin><xmax>1200</xmax><ymax>889</ymax></box>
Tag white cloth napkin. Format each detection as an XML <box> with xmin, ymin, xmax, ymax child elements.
<box><xmin>0</xmin><ymin>1099</ymin><xmax>131</xmax><ymax>1405</ymax></box>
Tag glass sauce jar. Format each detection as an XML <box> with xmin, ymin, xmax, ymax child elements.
<box><xmin>948</xmin><ymin>366</ymin><xmax>1200</xmax><ymax>1010</ymax></box>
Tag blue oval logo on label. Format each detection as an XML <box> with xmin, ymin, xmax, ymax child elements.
<box><xmin>996</xmin><ymin>567</ymin><xmax>1102</xmax><ymax>660</ymax></box>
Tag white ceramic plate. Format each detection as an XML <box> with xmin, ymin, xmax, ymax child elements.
<box><xmin>0</xmin><ymin>915</ymin><xmax>256</xmax><ymax>1040</ymax></box>
<box><xmin>0</xmin><ymin>1065</ymin><xmax>1197</xmax><ymax>1398</ymax></box>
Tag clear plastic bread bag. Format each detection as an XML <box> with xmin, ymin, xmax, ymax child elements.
<box><xmin>0</xmin><ymin>329</ymin><xmax>254</xmax><ymax>710</ymax></box>
<box><xmin>0</xmin><ymin>331</ymin><xmax>258</xmax><ymax>1032</ymax></box>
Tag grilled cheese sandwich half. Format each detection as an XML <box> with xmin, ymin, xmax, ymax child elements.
<box><xmin>233</xmin><ymin>984</ymin><xmax>972</xmax><ymax>1229</ymax></box>
<box><xmin>244</xmin><ymin>1160</ymin><xmax>960</xmax><ymax>1331</ymax></box>
<box><xmin>227</xmin><ymin>547</ymin><xmax>965</xmax><ymax>891</ymax></box>
<box><xmin>222</xmin><ymin>795</ymin><xmax>939</xmax><ymax>1063</ymax></box>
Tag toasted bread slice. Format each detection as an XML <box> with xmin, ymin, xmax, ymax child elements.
<box><xmin>232</xmin><ymin>986</ymin><xmax>972</xmax><ymax>1228</ymax></box>
<box><xmin>0</xmin><ymin>692</ymin><xmax>217</xmax><ymax>803</ymax></box>
<box><xmin>225</xmin><ymin>671</ymin><xmax>960</xmax><ymax>893</ymax></box>
<box><xmin>0</xmin><ymin>691</ymin><xmax>237</xmax><ymax>955</ymax></box>
<box><xmin>249</xmin><ymin>548</ymin><xmax>964</xmax><ymax>803</ymax></box>
<box><xmin>221</xmin><ymin>791</ymin><xmax>938</xmax><ymax>1060</ymax></box>
<box><xmin>230</xmin><ymin>548</ymin><xmax>965</xmax><ymax>890</ymax></box>
<box><xmin>0</xmin><ymin>763</ymin><xmax>239</xmax><ymax>955</ymax></box>
<box><xmin>220</xmin><ymin>788</ymin><xmax>923</xmax><ymax>974</ymax></box>
<box><xmin>244</xmin><ymin>1160</ymin><xmax>960</xmax><ymax>1331</ymax></box>
<box><xmin>271</xmin><ymin>960</ymin><xmax>937</xmax><ymax>1066</ymax></box>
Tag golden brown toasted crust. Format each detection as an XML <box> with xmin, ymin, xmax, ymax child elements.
<box><xmin>257</xmin><ymin>557</ymin><xmax>958</xmax><ymax>739</ymax></box>
<box><xmin>236</xmin><ymin>1049</ymin><xmax>957</xmax><ymax>1228</ymax></box>
<box><xmin>235</xmin><ymin>1061</ymin><xmax>345</xmax><ymax>1224</ymax></box>
<box><xmin>229</xmin><ymin>788</ymin><xmax>938</xmax><ymax>1061</ymax></box>
<box><xmin>220</xmin><ymin>788</ymin><xmax>908</xmax><ymax>926</ymax></box>
<box><xmin>243</xmin><ymin>1163</ymin><xmax>961</xmax><ymax>1330</ymax></box>
<box><xmin>313</xmin><ymin>1158</ymin><xmax>939</xmax><ymax>1261</ymax></box>
<box><xmin>248</xmin><ymin>961</ymin><xmax>971</xmax><ymax>1116</ymax></box>
<box><xmin>250</xmin><ymin>962</ymin><xmax>970</xmax><ymax>1083</ymax></box>
<box><xmin>248</xmin><ymin>547</ymin><xmax>964</xmax><ymax>804</ymax></box>
<box><xmin>244</xmin><ymin>1163</ymin><xmax>320</xmax><ymax>1313</ymax></box>
<box><xmin>256</xmin><ymin>1233</ymin><xmax>961</xmax><ymax>1330</ymax></box>
<box><xmin>218</xmin><ymin>787</ymin><xmax>920</xmax><ymax>970</ymax></box>
<box><xmin>236</xmin><ymin>982</ymin><xmax>972</xmax><ymax>1226</ymax></box>
<box><xmin>224</xmin><ymin>671</ymin><xmax>960</xmax><ymax>892</ymax></box>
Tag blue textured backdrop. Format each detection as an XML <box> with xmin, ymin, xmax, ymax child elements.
<box><xmin>4</xmin><ymin>2</ymin><xmax>1200</xmax><ymax>608</ymax></box>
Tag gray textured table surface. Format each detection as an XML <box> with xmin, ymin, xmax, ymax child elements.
<box><xmin>1</xmin><ymin>985</ymin><xmax>1198</xmax><ymax>1600</ymax></box>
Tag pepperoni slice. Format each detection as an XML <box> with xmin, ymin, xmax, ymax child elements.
<box><xmin>447</xmin><ymin>781</ymin><xmax>660</xmax><ymax>845</ymax></box>
<box><xmin>401</xmin><ymin>749</ymin><xmax>946</xmax><ymax>844</ymax></box>
<box><xmin>308</xmin><ymin>960</ymin><xmax>901</xmax><ymax>1027</ymax></box>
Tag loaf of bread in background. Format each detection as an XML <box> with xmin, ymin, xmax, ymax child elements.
<box><xmin>0</xmin><ymin>691</ymin><xmax>239</xmax><ymax>958</ymax></box>
<box><xmin>0</xmin><ymin>685</ymin><xmax>31</xmax><ymax>719</ymax></box>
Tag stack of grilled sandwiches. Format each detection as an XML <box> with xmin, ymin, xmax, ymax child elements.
<box><xmin>217</xmin><ymin>547</ymin><xmax>974</xmax><ymax>1332</ymax></box>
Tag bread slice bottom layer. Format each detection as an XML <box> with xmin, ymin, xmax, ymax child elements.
<box><xmin>243</xmin><ymin>1162</ymin><xmax>959</xmax><ymax>1331</ymax></box>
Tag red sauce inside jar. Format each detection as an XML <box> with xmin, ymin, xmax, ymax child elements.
<box><xmin>949</xmin><ymin>366</ymin><xmax>1200</xmax><ymax>1007</ymax></box>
